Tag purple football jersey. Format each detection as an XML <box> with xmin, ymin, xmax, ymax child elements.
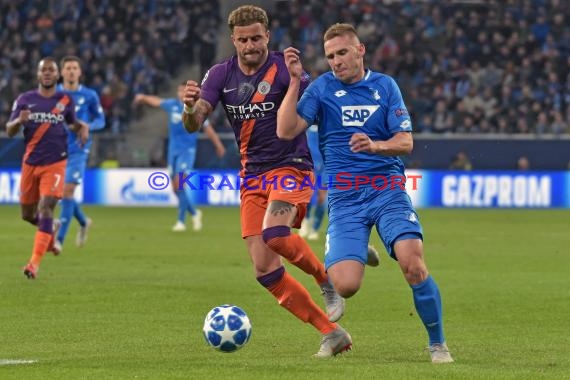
<box><xmin>9</xmin><ymin>90</ymin><xmax>76</xmax><ymax>166</ymax></box>
<box><xmin>200</xmin><ymin>51</ymin><xmax>313</xmax><ymax>176</ymax></box>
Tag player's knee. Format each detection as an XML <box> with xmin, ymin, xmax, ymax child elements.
<box><xmin>262</xmin><ymin>225</ymin><xmax>290</xmax><ymax>246</ymax></box>
<box><xmin>401</xmin><ymin>262</ymin><xmax>428</xmax><ymax>285</ymax></box>
<box><xmin>334</xmin><ymin>283</ymin><xmax>360</xmax><ymax>298</ymax></box>
<box><xmin>21</xmin><ymin>214</ymin><xmax>36</xmax><ymax>225</ymax></box>
<box><xmin>332</xmin><ymin>278</ymin><xmax>361</xmax><ymax>298</ymax></box>
<box><xmin>253</xmin><ymin>260</ymin><xmax>281</xmax><ymax>278</ymax></box>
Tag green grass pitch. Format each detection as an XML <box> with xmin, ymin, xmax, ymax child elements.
<box><xmin>1</xmin><ymin>206</ymin><xmax>569</xmax><ymax>379</ymax></box>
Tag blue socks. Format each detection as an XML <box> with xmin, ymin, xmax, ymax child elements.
<box><xmin>74</xmin><ymin>200</ymin><xmax>87</xmax><ymax>226</ymax></box>
<box><xmin>58</xmin><ymin>199</ymin><xmax>88</xmax><ymax>243</ymax></box>
<box><xmin>411</xmin><ymin>275</ymin><xmax>445</xmax><ymax>345</ymax></box>
<box><xmin>57</xmin><ymin>198</ymin><xmax>74</xmax><ymax>243</ymax></box>
<box><xmin>176</xmin><ymin>190</ymin><xmax>196</xmax><ymax>223</ymax></box>
<box><xmin>182</xmin><ymin>188</ymin><xmax>196</xmax><ymax>216</ymax></box>
<box><xmin>175</xmin><ymin>190</ymin><xmax>188</xmax><ymax>223</ymax></box>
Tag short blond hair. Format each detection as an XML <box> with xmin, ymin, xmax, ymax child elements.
<box><xmin>228</xmin><ymin>5</ymin><xmax>269</xmax><ymax>32</ymax></box>
<box><xmin>323</xmin><ymin>23</ymin><xmax>359</xmax><ymax>42</ymax></box>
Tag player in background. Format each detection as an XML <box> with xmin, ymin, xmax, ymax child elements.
<box><xmin>54</xmin><ymin>56</ymin><xmax>105</xmax><ymax>253</ymax></box>
<box><xmin>181</xmin><ymin>5</ymin><xmax>351</xmax><ymax>358</ymax></box>
<box><xmin>298</xmin><ymin>124</ymin><xmax>327</xmax><ymax>241</ymax></box>
<box><xmin>6</xmin><ymin>57</ymin><xmax>89</xmax><ymax>279</ymax></box>
<box><xmin>277</xmin><ymin>23</ymin><xmax>453</xmax><ymax>363</ymax></box>
<box><xmin>134</xmin><ymin>83</ymin><xmax>226</xmax><ymax>231</ymax></box>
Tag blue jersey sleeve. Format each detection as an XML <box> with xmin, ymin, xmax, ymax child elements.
<box><xmin>297</xmin><ymin>80</ymin><xmax>322</xmax><ymax>126</ymax></box>
<box><xmin>160</xmin><ymin>98</ymin><xmax>175</xmax><ymax>112</ymax></box>
<box><xmin>385</xmin><ymin>77</ymin><xmax>412</xmax><ymax>135</ymax></box>
<box><xmin>88</xmin><ymin>90</ymin><xmax>105</xmax><ymax>131</ymax></box>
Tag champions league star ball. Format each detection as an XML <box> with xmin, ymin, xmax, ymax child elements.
<box><xmin>203</xmin><ymin>304</ymin><xmax>252</xmax><ymax>352</ymax></box>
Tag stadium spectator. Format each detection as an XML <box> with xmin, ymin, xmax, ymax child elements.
<box><xmin>99</xmin><ymin>149</ymin><xmax>120</xmax><ymax>169</ymax></box>
<box><xmin>449</xmin><ymin>151</ymin><xmax>473</xmax><ymax>171</ymax></box>
<box><xmin>550</xmin><ymin>110</ymin><xmax>568</xmax><ymax>134</ymax></box>
<box><xmin>0</xmin><ymin>0</ymin><xmax>221</xmax><ymax>135</ymax></box>
<box><xmin>517</xmin><ymin>156</ymin><xmax>531</xmax><ymax>171</ymax></box>
<box><xmin>431</xmin><ymin>99</ymin><xmax>454</xmax><ymax>133</ymax></box>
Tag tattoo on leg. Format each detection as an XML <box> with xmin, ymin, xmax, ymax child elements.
<box><xmin>268</xmin><ymin>201</ymin><xmax>294</xmax><ymax>218</ymax></box>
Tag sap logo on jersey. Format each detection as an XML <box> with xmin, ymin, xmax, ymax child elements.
<box><xmin>341</xmin><ymin>105</ymin><xmax>379</xmax><ymax>127</ymax></box>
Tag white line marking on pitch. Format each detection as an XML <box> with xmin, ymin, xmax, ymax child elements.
<box><xmin>0</xmin><ymin>359</ymin><xmax>38</xmax><ymax>366</ymax></box>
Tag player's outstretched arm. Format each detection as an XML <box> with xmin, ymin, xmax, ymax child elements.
<box><xmin>182</xmin><ymin>80</ymin><xmax>212</xmax><ymax>133</ymax></box>
<box><xmin>277</xmin><ymin>47</ymin><xmax>309</xmax><ymax>140</ymax></box>
<box><xmin>133</xmin><ymin>94</ymin><xmax>163</xmax><ymax>108</ymax></box>
<box><xmin>88</xmin><ymin>92</ymin><xmax>106</xmax><ymax>131</ymax></box>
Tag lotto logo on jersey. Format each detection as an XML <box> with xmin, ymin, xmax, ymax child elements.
<box><xmin>341</xmin><ymin>105</ymin><xmax>379</xmax><ymax>127</ymax></box>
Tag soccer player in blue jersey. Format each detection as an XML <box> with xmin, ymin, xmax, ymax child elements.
<box><xmin>181</xmin><ymin>5</ymin><xmax>351</xmax><ymax>358</ymax></box>
<box><xmin>134</xmin><ymin>83</ymin><xmax>226</xmax><ymax>231</ymax></box>
<box><xmin>6</xmin><ymin>57</ymin><xmax>88</xmax><ymax>279</ymax></box>
<box><xmin>54</xmin><ymin>56</ymin><xmax>105</xmax><ymax>253</ymax></box>
<box><xmin>277</xmin><ymin>23</ymin><xmax>453</xmax><ymax>363</ymax></box>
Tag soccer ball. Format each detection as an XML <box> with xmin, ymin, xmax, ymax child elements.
<box><xmin>203</xmin><ymin>304</ymin><xmax>252</xmax><ymax>352</ymax></box>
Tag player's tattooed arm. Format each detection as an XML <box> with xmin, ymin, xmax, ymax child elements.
<box><xmin>182</xmin><ymin>80</ymin><xmax>213</xmax><ymax>133</ymax></box>
<box><xmin>182</xmin><ymin>98</ymin><xmax>213</xmax><ymax>133</ymax></box>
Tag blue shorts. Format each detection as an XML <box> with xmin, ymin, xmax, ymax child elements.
<box><xmin>65</xmin><ymin>151</ymin><xmax>88</xmax><ymax>184</ymax></box>
<box><xmin>324</xmin><ymin>186</ymin><xmax>423</xmax><ymax>270</ymax></box>
<box><xmin>168</xmin><ymin>148</ymin><xmax>196</xmax><ymax>176</ymax></box>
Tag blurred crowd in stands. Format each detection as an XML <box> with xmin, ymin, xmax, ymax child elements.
<box><xmin>1</xmin><ymin>0</ymin><xmax>569</xmax><ymax>137</ymax></box>
<box><xmin>0</xmin><ymin>0</ymin><xmax>220</xmax><ymax>135</ymax></box>
<box><xmin>269</xmin><ymin>0</ymin><xmax>570</xmax><ymax>135</ymax></box>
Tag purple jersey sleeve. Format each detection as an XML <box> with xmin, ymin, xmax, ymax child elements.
<box><xmin>200</xmin><ymin>63</ymin><xmax>226</xmax><ymax>110</ymax></box>
<box><xmin>9</xmin><ymin>95</ymin><xmax>27</xmax><ymax>123</ymax></box>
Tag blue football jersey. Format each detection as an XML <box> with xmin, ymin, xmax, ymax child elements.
<box><xmin>306</xmin><ymin>124</ymin><xmax>323</xmax><ymax>173</ymax></box>
<box><xmin>297</xmin><ymin>70</ymin><xmax>411</xmax><ymax>191</ymax></box>
<box><xmin>56</xmin><ymin>84</ymin><xmax>105</xmax><ymax>154</ymax></box>
<box><xmin>160</xmin><ymin>98</ymin><xmax>209</xmax><ymax>157</ymax></box>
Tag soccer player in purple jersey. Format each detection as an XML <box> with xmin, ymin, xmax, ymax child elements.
<box><xmin>181</xmin><ymin>5</ymin><xmax>351</xmax><ymax>357</ymax></box>
<box><xmin>6</xmin><ymin>57</ymin><xmax>89</xmax><ymax>279</ymax></box>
